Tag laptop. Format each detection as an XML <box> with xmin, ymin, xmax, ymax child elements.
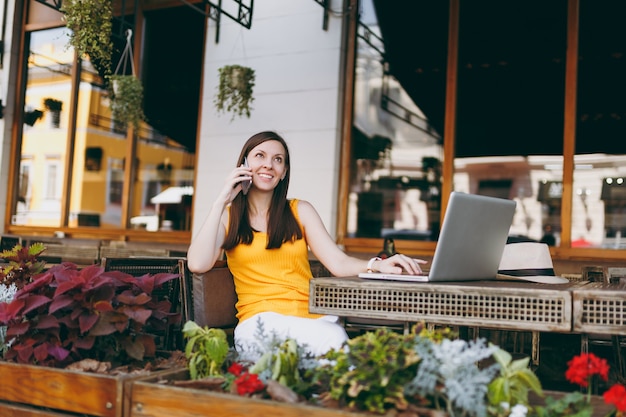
<box><xmin>358</xmin><ymin>191</ymin><xmax>516</xmax><ymax>282</ymax></box>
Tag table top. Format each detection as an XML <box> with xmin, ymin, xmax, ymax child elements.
<box><xmin>310</xmin><ymin>277</ymin><xmax>588</xmax><ymax>332</ymax></box>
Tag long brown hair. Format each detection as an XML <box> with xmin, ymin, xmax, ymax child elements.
<box><xmin>222</xmin><ymin>131</ymin><xmax>303</xmax><ymax>250</ymax></box>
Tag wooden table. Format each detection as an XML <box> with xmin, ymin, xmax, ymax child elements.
<box><xmin>310</xmin><ymin>277</ymin><xmax>586</xmax><ymax>331</ymax></box>
<box><xmin>310</xmin><ymin>277</ymin><xmax>588</xmax><ymax>365</ymax></box>
<box><xmin>572</xmin><ymin>281</ymin><xmax>626</xmax><ymax>382</ymax></box>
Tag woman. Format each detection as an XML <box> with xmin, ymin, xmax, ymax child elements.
<box><xmin>187</xmin><ymin>131</ymin><xmax>426</xmax><ymax>358</ymax></box>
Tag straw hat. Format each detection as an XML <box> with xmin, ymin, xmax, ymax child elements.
<box><xmin>497</xmin><ymin>242</ymin><xmax>569</xmax><ymax>284</ymax></box>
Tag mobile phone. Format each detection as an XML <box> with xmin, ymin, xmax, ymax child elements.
<box><xmin>241</xmin><ymin>157</ymin><xmax>252</xmax><ymax>195</ymax></box>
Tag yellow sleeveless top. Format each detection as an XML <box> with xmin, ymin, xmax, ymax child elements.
<box><xmin>225</xmin><ymin>199</ymin><xmax>321</xmax><ymax>323</ymax></box>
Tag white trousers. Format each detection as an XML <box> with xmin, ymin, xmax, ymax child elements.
<box><xmin>234</xmin><ymin>312</ymin><xmax>348</xmax><ymax>361</ymax></box>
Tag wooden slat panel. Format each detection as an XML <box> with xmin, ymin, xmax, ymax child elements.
<box><xmin>130</xmin><ymin>381</ymin><xmax>447</xmax><ymax>417</ymax></box>
<box><xmin>0</xmin><ymin>402</ymin><xmax>71</xmax><ymax>417</ymax></box>
<box><xmin>0</xmin><ymin>363</ymin><xmax>184</xmax><ymax>417</ymax></box>
<box><xmin>310</xmin><ymin>277</ymin><xmax>580</xmax><ymax>332</ymax></box>
<box><xmin>0</xmin><ymin>362</ymin><xmax>121</xmax><ymax>417</ymax></box>
<box><xmin>573</xmin><ymin>282</ymin><xmax>626</xmax><ymax>335</ymax></box>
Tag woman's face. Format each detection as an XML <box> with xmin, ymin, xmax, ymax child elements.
<box><xmin>246</xmin><ymin>140</ymin><xmax>288</xmax><ymax>193</ymax></box>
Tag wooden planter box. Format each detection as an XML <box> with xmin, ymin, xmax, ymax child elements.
<box><xmin>129</xmin><ymin>369</ymin><xmax>447</xmax><ymax>417</ymax></box>
<box><xmin>529</xmin><ymin>390</ymin><xmax>615</xmax><ymax>417</ymax></box>
<box><xmin>0</xmin><ymin>361</ymin><xmax>183</xmax><ymax>417</ymax></box>
<box><xmin>130</xmin><ymin>372</ymin><xmax>619</xmax><ymax>417</ymax></box>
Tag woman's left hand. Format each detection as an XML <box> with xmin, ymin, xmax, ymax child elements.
<box><xmin>377</xmin><ymin>254</ymin><xmax>427</xmax><ymax>275</ymax></box>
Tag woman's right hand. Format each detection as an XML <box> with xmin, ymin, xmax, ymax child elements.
<box><xmin>218</xmin><ymin>164</ymin><xmax>252</xmax><ymax>205</ymax></box>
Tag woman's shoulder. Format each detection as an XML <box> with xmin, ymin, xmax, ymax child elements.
<box><xmin>289</xmin><ymin>198</ymin><xmax>313</xmax><ymax>209</ymax></box>
<box><xmin>290</xmin><ymin>199</ymin><xmax>318</xmax><ymax>219</ymax></box>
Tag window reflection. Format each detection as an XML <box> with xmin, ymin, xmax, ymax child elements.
<box><xmin>15</xmin><ymin>13</ymin><xmax>198</xmax><ymax>233</ymax></box>
<box><xmin>455</xmin><ymin>0</ymin><xmax>567</xmax><ymax>244</ymax></box>
<box><xmin>15</xmin><ymin>27</ymin><xmax>73</xmax><ymax>227</ymax></box>
<box><xmin>348</xmin><ymin>0</ymin><xmax>446</xmax><ymax>241</ymax></box>
<box><xmin>574</xmin><ymin>0</ymin><xmax>626</xmax><ymax>249</ymax></box>
<box><xmin>130</xmin><ymin>6</ymin><xmax>201</xmax><ymax>232</ymax></box>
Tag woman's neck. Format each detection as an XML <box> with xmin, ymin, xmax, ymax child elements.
<box><xmin>247</xmin><ymin>192</ymin><xmax>271</xmax><ymax>216</ymax></box>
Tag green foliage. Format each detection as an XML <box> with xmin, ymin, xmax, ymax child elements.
<box><xmin>0</xmin><ymin>243</ymin><xmax>47</xmax><ymax>289</ymax></box>
<box><xmin>108</xmin><ymin>74</ymin><xmax>146</xmax><ymax>130</ymax></box>
<box><xmin>214</xmin><ymin>65</ymin><xmax>255</xmax><ymax>120</ymax></box>
<box><xmin>249</xmin><ymin>338</ymin><xmax>301</xmax><ymax>388</ymax></box>
<box><xmin>415</xmin><ymin>322</ymin><xmax>457</xmax><ymax>342</ymax></box>
<box><xmin>531</xmin><ymin>391</ymin><xmax>593</xmax><ymax>417</ymax></box>
<box><xmin>407</xmin><ymin>337</ymin><xmax>500</xmax><ymax>417</ymax></box>
<box><xmin>488</xmin><ymin>348</ymin><xmax>543</xmax><ymax>411</ymax></box>
<box><xmin>61</xmin><ymin>0</ymin><xmax>113</xmax><ymax>73</ymax></box>
<box><xmin>183</xmin><ymin>321</ymin><xmax>230</xmax><ymax>379</ymax></box>
<box><xmin>317</xmin><ymin>328</ymin><xmax>421</xmax><ymax>414</ymax></box>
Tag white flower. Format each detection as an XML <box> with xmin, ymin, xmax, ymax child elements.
<box><xmin>1</xmin><ymin>283</ymin><xmax>18</xmax><ymax>353</ymax></box>
<box><xmin>0</xmin><ymin>283</ymin><xmax>17</xmax><ymax>304</ymax></box>
<box><xmin>509</xmin><ymin>404</ymin><xmax>528</xmax><ymax>417</ymax></box>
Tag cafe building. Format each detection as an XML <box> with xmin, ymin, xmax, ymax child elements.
<box><xmin>0</xmin><ymin>0</ymin><xmax>625</xmax><ymax>270</ymax></box>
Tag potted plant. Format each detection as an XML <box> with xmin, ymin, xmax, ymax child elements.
<box><xmin>44</xmin><ymin>97</ymin><xmax>63</xmax><ymax>127</ymax></box>
<box><xmin>214</xmin><ymin>65</ymin><xmax>256</xmax><ymax>120</ymax></box>
<box><xmin>128</xmin><ymin>323</ymin><xmax>550</xmax><ymax>417</ymax></box>
<box><xmin>108</xmin><ymin>74</ymin><xmax>146</xmax><ymax>130</ymax></box>
<box><xmin>43</xmin><ymin>98</ymin><xmax>63</xmax><ymax>112</ymax></box>
<box><xmin>0</xmin><ymin>243</ymin><xmax>43</xmax><ymax>353</ymax></box>
<box><xmin>0</xmin><ymin>243</ymin><xmax>186</xmax><ymax>416</ymax></box>
<box><xmin>60</xmin><ymin>0</ymin><xmax>113</xmax><ymax>72</ymax></box>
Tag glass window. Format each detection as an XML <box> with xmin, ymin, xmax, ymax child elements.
<box><xmin>455</xmin><ymin>0</ymin><xmax>568</xmax><ymax>244</ymax></box>
<box><xmin>129</xmin><ymin>6</ymin><xmax>202</xmax><ymax>232</ymax></box>
<box><xmin>573</xmin><ymin>0</ymin><xmax>626</xmax><ymax>249</ymax></box>
<box><xmin>347</xmin><ymin>0</ymin><xmax>447</xmax><ymax>241</ymax></box>
<box><xmin>12</xmin><ymin>3</ymin><xmax>201</xmax><ymax>236</ymax></box>
<box><xmin>16</xmin><ymin>27</ymin><xmax>74</xmax><ymax>227</ymax></box>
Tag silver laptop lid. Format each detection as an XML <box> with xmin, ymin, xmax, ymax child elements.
<box><xmin>427</xmin><ymin>191</ymin><xmax>516</xmax><ymax>281</ymax></box>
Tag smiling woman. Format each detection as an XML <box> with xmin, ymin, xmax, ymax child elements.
<box><xmin>187</xmin><ymin>131</ymin><xmax>427</xmax><ymax>362</ymax></box>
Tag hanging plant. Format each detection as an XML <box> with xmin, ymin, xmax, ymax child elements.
<box><xmin>107</xmin><ymin>29</ymin><xmax>145</xmax><ymax>130</ymax></box>
<box><xmin>43</xmin><ymin>98</ymin><xmax>63</xmax><ymax>112</ymax></box>
<box><xmin>60</xmin><ymin>0</ymin><xmax>113</xmax><ymax>74</ymax></box>
<box><xmin>214</xmin><ymin>65</ymin><xmax>256</xmax><ymax>120</ymax></box>
<box><xmin>108</xmin><ymin>74</ymin><xmax>145</xmax><ymax>130</ymax></box>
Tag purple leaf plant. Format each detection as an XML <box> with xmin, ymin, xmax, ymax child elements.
<box><xmin>0</xmin><ymin>262</ymin><xmax>180</xmax><ymax>367</ymax></box>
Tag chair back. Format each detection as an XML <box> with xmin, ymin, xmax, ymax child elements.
<box><xmin>192</xmin><ymin>260</ymin><xmax>238</xmax><ymax>329</ymax></box>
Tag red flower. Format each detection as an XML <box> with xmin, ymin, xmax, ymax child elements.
<box><xmin>604</xmin><ymin>384</ymin><xmax>626</xmax><ymax>412</ymax></box>
<box><xmin>228</xmin><ymin>362</ymin><xmax>245</xmax><ymax>376</ymax></box>
<box><xmin>234</xmin><ymin>372</ymin><xmax>265</xmax><ymax>396</ymax></box>
<box><xmin>565</xmin><ymin>353</ymin><xmax>609</xmax><ymax>387</ymax></box>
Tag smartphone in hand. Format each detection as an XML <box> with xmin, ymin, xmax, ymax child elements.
<box><xmin>241</xmin><ymin>157</ymin><xmax>252</xmax><ymax>195</ymax></box>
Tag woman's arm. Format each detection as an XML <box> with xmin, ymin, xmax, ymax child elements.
<box><xmin>297</xmin><ymin>200</ymin><xmax>426</xmax><ymax>277</ymax></box>
<box><xmin>187</xmin><ymin>165</ymin><xmax>252</xmax><ymax>273</ymax></box>
<box><xmin>186</xmin><ymin>202</ymin><xmax>228</xmax><ymax>273</ymax></box>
